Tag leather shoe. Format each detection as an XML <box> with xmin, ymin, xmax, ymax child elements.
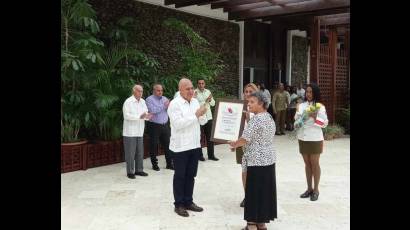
<box><xmin>300</xmin><ymin>190</ymin><xmax>313</xmax><ymax>198</ymax></box>
<box><xmin>127</xmin><ymin>174</ymin><xmax>136</xmax><ymax>179</ymax></box>
<box><xmin>240</xmin><ymin>198</ymin><xmax>245</xmax><ymax>207</ymax></box>
<box><xmin>199</xmin><ymin>156</ymin><xmax>206</xmax><ymax>161</ymax></box>
<box><xmin>174</xmin><ymin>206</ymin><xmax>189</xmax><ymax>217</ymax></box>
<box><xmin>166</xmin><ymin>164</ymin><xmax>174</xmax><ymax>170</ymax></box>
<box><xmin>310</xmin><ymin>192</ymin><xmax>319</xmax><ymax>201</ymax></box>
<box><xmin>185</xmin><ymin>203</ymin><xmax>203</xmax><ymax>212</ymax></box>
<box><xmin>135</xmin><ymin>171</ymin><xmax>148</xmax><ymax>176</ymax></box>
<box><xmin>152</xmin><ymin>165</ymin><xmax>160</xmax><ymax>171</ymax></box>
<box><xmin>208</xmin><ymin>156</ymin><xmax>219</xmax><ymax>161</ymax></box>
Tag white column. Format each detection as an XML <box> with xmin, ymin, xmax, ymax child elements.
<box><xmin>250</xmin><ymin>67</ymin><xmax>254</xmax><ymax>83</ymax></box>
<box><xmin>307</xmin><ymin>46</ymin><xmax>310</xmax><ymax>83</ymax></box>
<box><xmin>286</xmin><ymin>30</ymin><xmax>293</xmax><ymax>85</ymax></box>
<box><xmin>238</xmin><ymin>21</ymin><xmax>244</xmax><ymax>99</ymax></box>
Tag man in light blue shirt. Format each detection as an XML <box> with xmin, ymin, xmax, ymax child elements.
<box><xmin>146</xmin><ymin>84</ymin><xmax>173</xmax><ymax>171</ymax></box>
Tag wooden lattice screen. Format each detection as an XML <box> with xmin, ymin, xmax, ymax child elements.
<box><xmin>336</xmin><ymin>49</ymin><xmax>349</xmax><ymax>110</ymax></box>
<box><xmin>318</xmin><ymin>42</ymin><xmax>349</xmax><ymax>123</ymax></box>
<box><xmin>318</xmin><ymin>44</ymin><xmax>333</xmax><ymax>123</ymax></box>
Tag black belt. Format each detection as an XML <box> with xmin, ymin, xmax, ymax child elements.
<box><xmin>149</xmin><ymin>121</ymin><xmax>168</xmax><ymax>126</ymax></box>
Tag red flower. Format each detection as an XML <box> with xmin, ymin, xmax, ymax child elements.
<box><xmin>228</xmin><ymin>108</ymin><xmax>233</xmax><ymax>113</ymax></box>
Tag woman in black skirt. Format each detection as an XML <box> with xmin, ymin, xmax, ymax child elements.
<box><xmin>229</xmin><ymin>91</ymin><xmax>277</xmax><ymax>230</ymax></box>
<box><xmin>294</xmin><ymin>83</ymin><xmax>328</xmax><ymax>201</ymax></box>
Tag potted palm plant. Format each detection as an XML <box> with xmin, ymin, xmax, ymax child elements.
<box><xmin>61</xmin><ymin>0</ymin><xmax>104</xmax><ymax>173</ymax></box>
<box><xmin>86</xmin><ymin>16</ymin><xmax>160</xmax><ymax>168</ymax></box>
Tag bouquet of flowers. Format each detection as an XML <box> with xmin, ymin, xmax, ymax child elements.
<box><xmin>289</xmin><ymin>103</ymin><xmax>322</xmax><ymax>140</ymax></box>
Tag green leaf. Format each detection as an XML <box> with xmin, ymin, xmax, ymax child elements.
<box><xmin>72</xmin><ymin>60</ymin><xmax>79</xmax><ymax>71</ymax></box>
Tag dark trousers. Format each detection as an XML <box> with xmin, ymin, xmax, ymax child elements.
<box><xmin>286</xmin><ymin>108</ymin><xmax>296</xmax><ymax>130</ymax></box>
<box><xmin>147</xmin><ymin>122</ymin><xmax>172</xmax><ymax>166</ymax></box>
<box><xmin>200</xmin><ymin>119</ymin><xmax>215</xmax><ymax>158</ymax></box>
<box><xmin>173</xmin><ymin>148</ymin><xmax>201</xmax><ymax>207</ymax></box>
<box><xmin>275</xmin><ymin>110</ymin><xmax>286</xmax><ymax>133</ymax></box>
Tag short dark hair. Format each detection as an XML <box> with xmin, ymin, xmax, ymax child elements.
<box><xmin>306</xmin><ymin>83</ymin><xmax>321</xmax><ymax>102</ymax></box>
<box><xmin>197</xmin><ymin>78</ymin><xmax>205</xmax><ymax>83</ymax></box>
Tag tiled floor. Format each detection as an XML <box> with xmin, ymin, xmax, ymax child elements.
<box><xmin>62</xmin><ymin>135</ymin><xmax>350</xmax><ymax>230</ymax></box>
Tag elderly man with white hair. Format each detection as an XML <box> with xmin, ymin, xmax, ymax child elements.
<box><xmin>167</xmin><ymin>77</ymin><xmax>207</xmax><ymax>217</ymax></box>
<box><xmin>122</xmin><ymin>84</ymin><xmax>152</xmax><ymax>179</ymax></box>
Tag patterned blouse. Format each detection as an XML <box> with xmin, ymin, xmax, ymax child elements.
<box><xmin>241</xmin><ymin>112</ymin><xmax>277</xmax><ymax>171</ymax></box>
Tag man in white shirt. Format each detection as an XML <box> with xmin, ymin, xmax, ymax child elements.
<box><xmin>194</xmin><ymin>79</ymin><xmax>219</xmax><ymax>161</ymax></box>
<box><xmin>168</xmin><ymin>78</ymin><xmax>207</xmax><ymax>217</ymax></box>
<box><xmin>122</xmin><ymin>84</ymin><xmax>152</xmax><ymax>179</ymax></box>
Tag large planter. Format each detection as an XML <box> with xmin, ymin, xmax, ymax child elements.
<box><xmin>86</xmin><ymin>140</ymin><xmax>119</xmax><ymax>168</ymax></box>
<box><xmin>61</xmin><ymin>140</ymin><xmax>88</xmax><ymax>173</ymax></box>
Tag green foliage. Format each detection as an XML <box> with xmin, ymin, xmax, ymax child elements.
<box><xmin>161</xmin><ymin>18</ymin><xmax>225</xmax><ymax>99</ymax></box>
<box><xmin>335</xmin><ymin>106</ymin><xmax>350</xmax><ymax>134</ymax></box>
<box><xmin>61</xmin><ymin>0</ymin><xmax>159</xmax><ymax>142</ymax></box>
<box><xmin>61</xmin><ymin>0</ymin><xmax>105</xmax><ymax>143</ymax></box>
<box><xmin>323</xmin><ymin>124</ymin><xmax>345</xmax><ymax>140</ymax></box>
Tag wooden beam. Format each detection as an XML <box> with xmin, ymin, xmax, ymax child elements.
<box><xmin>320</xmin><ymin>16</ymin><xmax>349</xmax><ymax>26</ymax></box>
<box><xmin>309</xmin><ymin>16</ymin><xmax>319</xmax><ymax>84</ymax></box>
<box><xmin>229</xmin><ymin>0</ymin><xmax>350</xmax><ymax>20</ymax></box>
<box><xmin>164</xmin><ymin>0</ymin><xmax>177</xmax><ymax>5</ymax></box>
<box><xmin>317</xmin><ymin>12</ymin><xmax>349</xmax><ymax>19</ymax></box>
<box><xmin>242</xmin><ymin>6</ymin><xmax>349</xmax><ymax>21</ymax></box>
<box><xmin>224</xmin><ymin>2</ymin><xmax>272</xmax><ymax>13</ymax></box>
<box><xmin>212</xmin><ymin>0</ymin><xmax>266</xmax><ymax>9</ymax></box>
<box><xmin>226</xmin><ymin>0</ymin><xmax>315</xmax><ymax>13</ymax></box>
<box><xmin>174</xmin><ymin>0</ymin><xmax>213</xmax><ymax>8</ymax></box>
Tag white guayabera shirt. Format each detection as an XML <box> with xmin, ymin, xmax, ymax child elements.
<box><xmin>122</xmin><ymin>96</ymin><xmax>148</xmax><ymax>137</ymax></box>
<box><xmin>168</xmin><ymin>96</ymin><xmax>207</xmax><ymax>153</ymax></box>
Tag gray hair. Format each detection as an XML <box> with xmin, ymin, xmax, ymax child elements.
<box><xmin>132</xmin><ymin>84</ymin><xmax>143</xmax><ymax>92</ymax></box>
<box><xmin>250</xmin><ymin>91</ymin><xmax>269</xmax><ymax>109</ymax></box>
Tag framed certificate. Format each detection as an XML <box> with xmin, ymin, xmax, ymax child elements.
<box><xmin>210</xmin><ymin>99</ymin><xmax>246</xmax><ymax>143</ymax></box>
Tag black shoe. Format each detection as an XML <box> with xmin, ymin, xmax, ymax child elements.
<box><xmin>185</xmin><ymin>203</ymin><xmax>203</xmax><ymax>212</ymax></box>
<box><xmin>280</xmin><ymin>132</ymin><xmax>286</xmax><ymax>135</ymax></box>
<box><xmin>174</xmin><ymin>206</ymin><xmax>189</xmax><ymax>217</ymax></box>
<box><xmin>135</xmin><ymin>171</ymin><xmax>148</xmax><ymax>176</ymax></box>
<box><xmin>208</xmin><ymin>156</ymin><xmax>219</xmax><ymax>161</ymax></box>
<box><xmin>300</xmin><ymin>190</ymin><xmax>313</xmax><ymax>198</ymax></box>
<box><xmin>199</xmin><ymin>156</ymin><xmax>206</xmax><ymax>161</ymax></box>
<box><xmin>127</xmin><ymin>174</ymin><xmax>136</xmax><ymax>179</ymax></box>
<box><xmin>310</xmin><ymin>192</ymin><xmax>319</xmax><ymax>201</ymax></box>
<box><xmin>166</xmin><ymin>164</ymin><xmax>174</xmax><ymax>170</ymax></box>
<box><xmin>152</xmin><ymin>165</ymin><xmax>160</xmax><ymax>171</ymax></box>
<box><xmin>240</xmin><ymin>198</ymin><xmax>245</xmax><ymax>207</ymax></box>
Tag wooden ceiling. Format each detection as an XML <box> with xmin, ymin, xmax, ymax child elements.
<box><xmin>164</xmin><ymin>0</ymin><xmax>350</xmax><ymax>22</ymax></box>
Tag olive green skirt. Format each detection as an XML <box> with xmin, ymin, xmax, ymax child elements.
<box><xmin>298</xmin><ymin>140</ymin><xmax>323</xmax><ymax>154</ymax></box>
<box><xmin>236</xmin><ymin>147</ymin><xmax>244</xmax><ymax>164</ymax></box>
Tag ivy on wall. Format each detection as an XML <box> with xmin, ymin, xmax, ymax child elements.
<box><xmin>291</xmin><ymin>36</ymin><xmax>308</xmax><ymax>86</ymax></box>
<box><xmin>89</xmin><ymin>0</ymin><xmax>240</xmax><ymax>97</ymax></box>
